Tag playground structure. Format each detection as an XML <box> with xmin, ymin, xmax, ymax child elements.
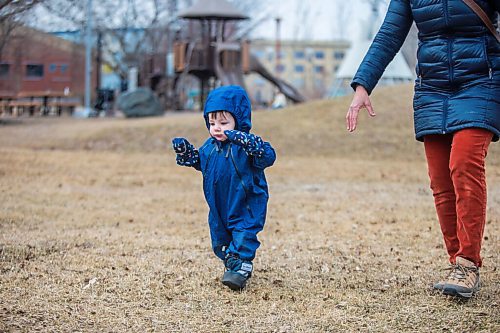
<box><xmin>173</xmin><ymin>0</ymin><xmax>305</xmax><ymax>109</ymax></box>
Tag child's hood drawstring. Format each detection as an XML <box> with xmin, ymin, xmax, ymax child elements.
<box><xmin>213</xmin><ymin>138</ymin><xmax>221</xmax><ymax>152</ymax></box>
<box><xmin>212</xmin><ymin>139</ymin><xmax>231</xmax><ymax>158</ymax></box>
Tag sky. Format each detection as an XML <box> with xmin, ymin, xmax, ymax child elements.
<box><xmin>250</xmin><ymin>0</ymin><xmax>389</xmax><ymax>42</ymax></box>
<box><xmin>30</xmin><ymin>0</ymin><xmax>389</xmax><ymax>43</ymax></box>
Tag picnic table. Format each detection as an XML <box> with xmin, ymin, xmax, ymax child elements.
<box><xmin>0</xmin><ymin>91</ymin><xmax>82</xmax><ymax>116</ymax></box>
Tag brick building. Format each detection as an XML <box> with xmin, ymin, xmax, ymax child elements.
<box><xmin>0</xmin><ymin>26</ymin><xmax>96</xmax><ymax>113</ymax></box>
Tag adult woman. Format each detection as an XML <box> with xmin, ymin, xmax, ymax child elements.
<box><xmin>346</xmin><ymin>0</ymin><xmax>499</xmax><ymax>298</ymax></box>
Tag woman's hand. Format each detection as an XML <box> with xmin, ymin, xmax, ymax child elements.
<box><xmin>346</xmin><ymin>85</ymin><xmax>376</xmax><ymax>132</ymax></box>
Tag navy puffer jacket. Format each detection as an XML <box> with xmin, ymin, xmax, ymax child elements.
<box><xmin>352</xmin><ymin>0</ymin><xmax>500</xmax><ymax>142</ymax></box>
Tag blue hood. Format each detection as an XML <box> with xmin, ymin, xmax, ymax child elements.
<box><xmin>203</xmin><ymin>85</ymin><xmax>252</xmax><ymax>133</ymax></box>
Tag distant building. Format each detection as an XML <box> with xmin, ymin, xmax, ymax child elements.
<box><xmin>0</xmin><ymin>26</ymin><xmax>96</xmax><ymax>100</ymax></box>
<box><xmin>244</xmin><ymin>39</ymin><xmax>350</xmax><ymax>104</ymax></box>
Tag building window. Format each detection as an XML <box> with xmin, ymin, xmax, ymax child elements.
<box><xmin>315</xmin><ymin>51</ymin><xmax>324</xmax><ymax>59</ymax></box>
<box><xmin>294</xmin><ymin>51</ymin><xmax>305</xmax><ymax>59</ymax></box>
<box><xmin>314</xmin><ymin>65</ymin><xmax>324</xmax><ymax>73</ymax></box>
<box><xmin>334</xmin><ymin>51</ymin><xmax>345</xmax><ymax>60</ymax></box>
<box><xmin>49</xmin><ymin>64</ymin><xmax>57</xmax><ymax>72</ymax></box>
<box><xmin>26</xmin><ymin>64</ymin><xmax>44</xmax><ymax>78</ymax></box>
<box><xmin>334</xmin><ymin>65</ymin><xmax>340</xmax><ymax>72</ymax></box>
<box><xmin>60</xmin><ymin>64</ymin><xmax>68</xmax><ymax>73</ymax></box>
<box><xmin>0</xmin><ymin>63</ymin><xmax>10</xmax><ymax>77</ymax></box>
<box><xmin>275</xmin><ymin>64</ymin><xmax>285</xmax><ymax>73</ymax></box>
<box><xmin>277</xmin><ymin>51</ymin><xmax>286</xmax><ymax>59</ymax></box>
<box><xmin>294</xmin><ymin>65</ymin><xmax>304</xmax><ymax>73</ymax></box>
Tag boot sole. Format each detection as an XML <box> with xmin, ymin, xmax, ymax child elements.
<box><xmin>442</xmin><ymin>287</ymin><xmax>473</xmax><ymax>298</ymax></box>
<box><xmin>222</xmin><ymin>279</ymin><xmax>244</xmax><ymax>291</ymax></box>
<box><xmin>222</xmin><ymin>271</ymin><xmax>247</xmax><ymax>291</ymax></box>
<box><xmin>442</xmin><ymin>284</ymin><xmax>480</xmax><ymax>299</ymax></box>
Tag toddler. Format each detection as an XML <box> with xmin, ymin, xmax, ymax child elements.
<box><xmin>172</xmin><ymin>85</ymin><xmax>276</xmax><ymax>290</ymax></box>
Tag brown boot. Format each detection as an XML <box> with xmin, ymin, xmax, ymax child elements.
<box><xmin>432</xmin><ymin>264</ymin><xmax>454</xmax><ymax>291</ymax></box>
<box><xmin>443</xmin><ymin>257</ymin><xmax>480</xmax><ymax>298</ymax></box>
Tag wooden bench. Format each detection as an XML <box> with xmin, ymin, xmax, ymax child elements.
<box><xmin>0</xmin><ymin>100</ymin><xmax>10</xmax><ymax>116</ymax></box>
<box><xmin>7</xmin><ymin>100</ymin><xmax>43</xmax><ymax>116</ymax></box>
<box><xmin>47</xmin><ymin>101</ymin><xmax>81</xmax><ymax>116</ymax></box>
<box><xmin>0</xmin><ymin>91</ymin><xmax>82</xmax><ymax>117</ymax></box>
<box><xmin>0</xmin><ymin>92</ymin><xmax>16</xmax><ymax>116</ymax></box>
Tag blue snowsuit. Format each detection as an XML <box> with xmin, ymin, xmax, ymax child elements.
<box><xmin>176</xmin><ymin>86</ymin><xmax>276</xmax><ymax>261</ymax></box>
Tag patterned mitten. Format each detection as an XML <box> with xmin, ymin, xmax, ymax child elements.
<box><xmin>172</xmin><ymin>137</ymin><xmax>199</xmax><ymax>167</ymax></box>
<box><xmin>224</xmin><ymin>130</ymin><xmax>265</xmax><ymax>158</ymax></box>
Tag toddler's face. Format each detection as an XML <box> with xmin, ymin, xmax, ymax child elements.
<box><xmin>209</xmin><ymin>111</ymin><xmax>235</xmax><ymax>141</ymax></box>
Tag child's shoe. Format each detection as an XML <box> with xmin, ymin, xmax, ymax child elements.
<box><xmin>442</xmin><ymin>257</ymin><xmax>480</xmax><ymax>298</ymax></box>
<box><xmin>221</xmin><ymin>253</ymin><xmax>253</xmax><ymax>291</ymax></box>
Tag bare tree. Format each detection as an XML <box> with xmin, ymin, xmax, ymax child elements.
<box><xmin>0</xmin><ymin>1</ymin><xmax>42</xmax><ymax>18</ymax></box>
<box><xmin>291</xmin><ymin>0</ymin><xmax>319</xmax><ymax>41</ymax></box>
<box><xmin>333</xmin><ymin>0</ymin><xmax>351</xmax><ymax>40</ymax></box>
<box><xmin>41</xmin><ymin>0</ymin><xmax>173</xmax><ymax>79</ymax></box>
<box><xmin>364</xmin><ymin>0</ymin><xmax>388</xmax><ymax>39</ymax></box>
<box><xmin>0</xmin><ymin>0</ymin><xmax>43</xmax><ymax>58</ymax></box>
<box><xmin>37</xmin><ymin>0</ymin><xmax>270</xmax><ymax>85</ymax></box>
<box><xmin>40</xmin><ymin>0</ymin><xmax>269</xmax><ymax>71</ymax></box>
<box><xmin>228</xmin><ymin>0</ymin><xmax>269</xmax><ymax>40</ymax></box>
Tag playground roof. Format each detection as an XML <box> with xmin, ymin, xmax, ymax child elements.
<box><xmin>178</xmin><ymin>0</ymin><xmax>249</xmax><ymax>20</ymax></box>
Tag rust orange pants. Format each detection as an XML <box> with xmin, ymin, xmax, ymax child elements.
<box><xmin>424</xmin><ymin>128</ymin><xmax>493</xmax><ymax>267</ymax></box>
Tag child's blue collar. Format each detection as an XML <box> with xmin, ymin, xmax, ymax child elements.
<box><xmin>212</xmin><ymin>138</ymin><xmax>230</xmax><ymax>150</ymax></box>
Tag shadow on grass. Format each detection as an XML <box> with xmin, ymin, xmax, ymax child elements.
<box><xmin>0</xmin><ymin>118</ymin><xmax>25</xmax><ymax>126</ymax></box>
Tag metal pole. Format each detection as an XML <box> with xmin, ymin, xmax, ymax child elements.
<box><xmin>96</xmin><ymin>31</ymin><xmax>102</xmax><ymax>91</ymax></box>
<box><xmin>84</xmin><ymin>0</ymin><xmax>93</xmax><ymax>110</ymax></box>
<box><xmin>275</xmin><ymin>17</ymin><xmax>281</xmax><ymax>78</ymax></box>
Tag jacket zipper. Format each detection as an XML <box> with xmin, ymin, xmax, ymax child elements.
<box><xmin>446</xmin><ymin>37</ymin><xmax>454</xmax><ymax>85</ymax></box>
<box><xmin>203</xmin><ymin>145</ymin><xmax>217</xmax><ymax>194</ymax></box>
<box><xmin>416</xmin><ymin>42</ymin><xmax>422</xmax><ymax>87</ymax></box>
<box><xmin>229</xmin><ymin>145</ymin><xmax>254</xmax><ymax>218</ymax></box>
<box><xmin>206</xmin><ymin>146</ymin><xmax>217</xmax><ymax>166</ymax></box>
<box><xmin>483</xmin><ymin>36</ymin><xmax>493</xmax><ymax>79</ymax></box>
<box><xmin>416</xmin><ymin>60</ymin><xmax>422</xmax><ymax>87</ymax></box>
<box><xmin>443</xmin><ymin>0</ymin><xmax>449</xmax><ymax>26</ymax></box>
<box><xmin>442</xmin><ymin>98</ymin><xmax>449</xmax><ymax>134</ymax></box>
<box><xmin>443</xmin><ymin>1</ymin><xmax>454</xmax><ymax>85</ymax></box>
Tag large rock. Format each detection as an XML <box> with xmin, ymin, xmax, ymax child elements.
<box><xmin>117</xmin><ymin>88</ymin><xmax>163</xmax><ymax>117</ymax></box>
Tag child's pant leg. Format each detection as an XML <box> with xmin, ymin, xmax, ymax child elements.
<box><xmin>227</xmin><ymin>218</ymin><xmax>264</xmax><ymax>261</ymax></box>
<box><xmin>208</xmin><ymin>211</ymin><xmax>232</xmax><ymax>260</ymax></box>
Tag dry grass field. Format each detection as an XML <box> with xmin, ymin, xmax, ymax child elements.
<box><xmin>0</xmin><ymin>84</ymin><xmax>499</xmax><ymax>332</ymax></box>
